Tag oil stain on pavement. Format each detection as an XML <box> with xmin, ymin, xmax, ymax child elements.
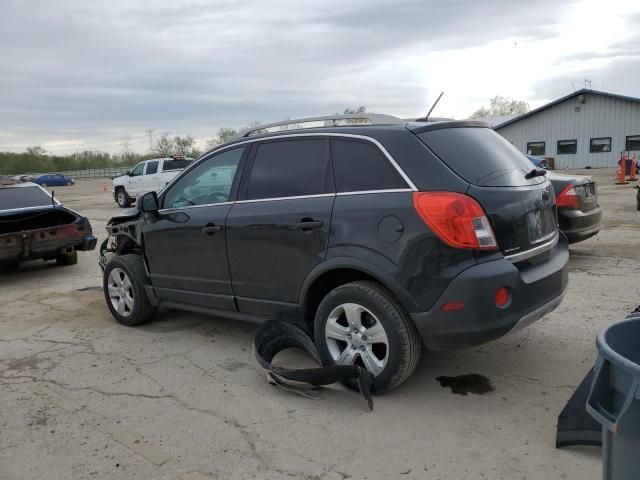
<box><xmin>436</xmin><ymin>374</ymin><xmax>494</xmax><ymax>396</ymax></box>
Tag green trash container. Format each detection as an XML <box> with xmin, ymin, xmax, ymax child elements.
<box><xmin>587</xmin><ymin>316</ymin><xmax>640</xmax><ymax>480</ymax></box>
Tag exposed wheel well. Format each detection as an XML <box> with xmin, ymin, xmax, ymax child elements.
<box><xmin>302</xmin><ymin>268</ymin><xmax>385</xmax><ymax>333</ymax></box>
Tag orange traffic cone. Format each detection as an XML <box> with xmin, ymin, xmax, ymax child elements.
<box><xmin>616</xmin><ymin>153</ymin><xmax>629</xmax><ymax>184</ymax></box>
<box><xmin>629</xmin><ymin>154</ymin><xmax>638</xmax><ymax>182</ymax></box>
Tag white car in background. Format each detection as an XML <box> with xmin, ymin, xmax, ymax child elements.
<box><xmin>112</xmin><ymin>156</ymin><xmax>194</xmax><ymax>207</ymax></box>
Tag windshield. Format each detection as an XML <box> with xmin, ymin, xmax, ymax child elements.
<box><xmin>0</xmin><ymin>186</ymin><xmax>54</xmax><ymax>211</ymax></box>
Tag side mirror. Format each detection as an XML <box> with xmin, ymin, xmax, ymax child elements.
<box><xmin>138</xmin><ymin>191</ymin><xmax>159</xmax><ymax>213</ymax></box>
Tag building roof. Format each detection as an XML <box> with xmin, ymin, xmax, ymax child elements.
<box><xmin>495</xmin><ymin>89</ymin><xmax>640</xmax><ymax>129</ymax></box>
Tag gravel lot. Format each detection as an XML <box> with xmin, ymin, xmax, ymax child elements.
<box><xmin>1</xmin><ymin>169</ymin><xmax>638</xmax><ymax>480</ymax></box>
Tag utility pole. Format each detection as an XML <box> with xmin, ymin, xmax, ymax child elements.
<box><xmin>145</xmin><ymin>129</ymin><xmax>154</xmax><ymax>150</ymax></box>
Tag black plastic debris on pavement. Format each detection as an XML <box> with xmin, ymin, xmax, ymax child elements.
<box><xmin>253</xmin><ymin>320</ymin><xmax>374</xmax><ymax>410</ymax></box>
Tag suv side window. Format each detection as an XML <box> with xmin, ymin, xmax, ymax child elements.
<box><xmin>246</xmin><ymin>139</ymin><xmax>330</xmax><ymax>200</ymax></box>
<box><xmin>331</xmin><ymin>139</ymin><xmax>407</xmax><ymax>192</ymax></box>
<box><xmin>130</xmin><ymin>163</ymin><xmax>145</xmax><ymax>176</ymax></box>
<box><xmin>145</xmin><ymin>161</ymin><xmax>159</xmax><ymax>175</ymax></box>
<box><xmin>162</xmin><ymin>147</ymin><xmax>244</xmax><ymax>209</ymax></box>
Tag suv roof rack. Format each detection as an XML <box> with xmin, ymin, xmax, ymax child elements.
<box><xmin>234</xmin><ymin>113</ymin><xmax>405</xmax><ymax>139</ymax></box>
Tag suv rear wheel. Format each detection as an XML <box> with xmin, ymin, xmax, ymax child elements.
<box><xmin>115</xmin><ymin>188</ymin><xmax>131</xmax><ymax>208</ymax></box>
<box><xmin>103</xmin><ymin>254</ymin><xmax>155</xmax><ymax>326</ymax></box>
<box><xmin>314</xmin><ymin>281</ymin><xmax>422</xmax><ymax>393</ymax></box>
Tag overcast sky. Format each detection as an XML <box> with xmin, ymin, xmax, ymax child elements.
<box><xmin>1</xmin><ymin>0</ymin><xmax>639</xmax><ymax>154</ymax></box>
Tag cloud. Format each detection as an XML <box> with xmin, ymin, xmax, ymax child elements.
<box><xmin>0</xmin><ymin>0</ymin><xmax>637</xmax><ymax>153</ymax></box>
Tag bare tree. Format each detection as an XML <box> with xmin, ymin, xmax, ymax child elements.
<box><xmin>26</xmin><ymin>145</ymin><xmax>46</xmax><ymax>157</ymax></box>
<box><xmin>152</xmin><ymin>133</ymin><xmax>175</xmax><ymax>157</ymax></box>
<box><xmin>470</xmin><ymin>96</ymin><xmax>528</xmax><ymax>119</ymax></box>
<box><xmin>206</xmin><ymin>127</ymin><xmax>238</xmax><ymax>149</ymax></box>
<box><xmin>341</xmin><ymin>106</ymin><xmax>368</xmax><ymax>124</ymax></box>
<box><xmin>174</xmin><ymin>135</ymin><xmax>200</xmax><ymax>157</ymax></box>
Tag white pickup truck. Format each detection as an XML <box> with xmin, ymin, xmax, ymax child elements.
<box><xmin>112</xmin><ymin>156</ymin><xmax>194</xmax><ymax>207</ymax></box>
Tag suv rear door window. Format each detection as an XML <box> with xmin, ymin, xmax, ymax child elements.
<box><xmin>331</xmin><ymin>139</ymin><xmax>407</xmax><ymax>192</ymax></box>
<box><xmin>245</xmin><ymin>139</ymin><xmax>330</xmax><ymax>200</ymax></box>
<box><xmin>417</xmin><ymin>128</ymin><xmax>544</xmax><ymax>187</ymax></box>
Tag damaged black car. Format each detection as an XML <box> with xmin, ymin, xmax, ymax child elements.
<box><xmin>0</xmin><ymin>182</ymin><xmax>96</xmax><ymax>268</ymax></box>
<box><xmin>99</xmin><ymin>114</ymin><xmax>569</xmax><ymax>393</ymax></box>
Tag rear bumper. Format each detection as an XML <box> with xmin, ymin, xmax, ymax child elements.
<box><xmin>0</xmin><ymin>224</ymin><xmax>95</xmax><ymax>262</ymax></box>
<box><xmin>411</xmin><ymin>235</ymin><xmax>569</xmax><ymax>350</ymax></box>
<box><xmin>559</xmin><ymin>206</ymin><xmax>602</xmax><ymax>243</ymax></box>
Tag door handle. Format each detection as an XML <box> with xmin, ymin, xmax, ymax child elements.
<box><xmin>296</xmin><ymin>220</ymin><xmax>323</xmax><ymax>231</ymax></box>
<box><xmin>202</xmin><ymin>223</ymin><xmax>223</xmax><ymax>235</ymax></box>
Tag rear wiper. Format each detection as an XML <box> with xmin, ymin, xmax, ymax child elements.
<box><xmin>525</xmin><ymin>168</ymin><xmax>547</xmax><ymax>179</ymax></box>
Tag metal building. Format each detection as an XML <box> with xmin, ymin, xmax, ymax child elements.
<box><xmin>494</xmin><ymin>89</ymin><xmax>640</xmax><ymax>169</ymax></box>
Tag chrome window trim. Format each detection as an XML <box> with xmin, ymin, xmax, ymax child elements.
<box><xmin>504</xmin><ymin>232</ymin><xmax>559</xmax><ymax>263</ymax></box>
<box><xmin>157</xmin><ymin>189</ymin><xmax>415</xmax><ymax>213</ymax></box>
<box><xmin>336</xmin><ymin>188</ymin><xmax>413</xmax><ymax>196</ymax></box>
<box><xmin>201</xmin><ymin>132</ymin><xmax>418</xmax><ymax>191</ymax></box>
<box><xmin>159</xmin><ymin>201</ymin><xmax>234</xmax><ymax>214</ymax></box>
<box><xmin>235</xmin><ymin>193</ymin><xmax>336</xmax><ymax>204</ymax></box>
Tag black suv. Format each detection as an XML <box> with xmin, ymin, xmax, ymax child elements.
<box><xmin>100</xmin><ymin>115</ymin><xmax>569</xmax><ymax>392</ymax></box>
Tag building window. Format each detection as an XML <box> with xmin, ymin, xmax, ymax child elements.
<box><xmin>557</xmin><ymin>139</ymin><xmax>577</xmax><ymax>155</ymax></box>
<box><xmin>527</xmin><ymin>142</ymin><xmax>545</xmax><ymax>156</ymax></box>
<box><xmin>626</xmin><ymin>135</ymin><xmax>640</xmax><ymax>151</ymax></box>
<box><xmin>590</xmin><ymin>137</ymin><xmax>612</xmax><ymax>153</ymax></box>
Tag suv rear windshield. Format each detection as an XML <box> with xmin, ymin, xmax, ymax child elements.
<box><xmin>163</xmin><ymin>159</ymin><xmax>193</xmax><ymax>171</ymax></box>
<box><xmin>0</xmin><ymin>186</ymin><xmax>54</xmax><ymax>211</ymax></box>
<box><xmin>417</xmin><ymin>127</ymin><xmax>544</xmax><ymax>187</ymax></box>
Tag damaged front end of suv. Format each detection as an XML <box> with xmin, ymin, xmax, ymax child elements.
<box><xmin>98</xmin><ymin>207</ymin><xmax>144</xmax><ymax>270</ymax></box>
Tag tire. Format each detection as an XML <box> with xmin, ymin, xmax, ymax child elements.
<box><xmin>103</xmin><ymin>254</ymin><xmax>155</xmax><ymax>326</ymax></box>
<box><xmin>66</xmin><ymin>181</ymin><xmax>72</xmax><ymax>186</ymax></box>
<box><xmin>42</xmin><ymin>183</ymin><xmax>47</xmax><ymax>187</ymax></box>
<box><xmin>56</xmin><ymin>249</ymin><xmax>77</xmax><ymax>266</ymax></box>
<box><xmin>314</xmin><ymin>281</ymin><xmax>422</xmax><ymax>393</ymax></box>
<box><xmin>116</xmin><ymin>188</ymin><xmax>131</xmax><ymax>208</ymax></box>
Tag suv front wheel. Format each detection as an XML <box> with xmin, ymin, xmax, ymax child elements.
<box><xmin>103</xmin><ymin>254</ymin><xmax>155</xmax><ymax>326</ymax></box>
<box><xmin>314</xmin><ymin>281</ymin><xmax>422</xmax><ymax>393</ymax></box>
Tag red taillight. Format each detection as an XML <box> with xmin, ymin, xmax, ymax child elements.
<box><xmin>495</xmin><ymin>287</ymin><xmax>511</xmax><ymax>308</ymax></box>
<box><xmin>413</xmin><ymin>192</ymin><xmax>499</xmax><ymax>250</ymax></box>
<box><xmin>556</xmin><ymin>184</ymin><xmax>579</xmax><ymax>209</ymax></box>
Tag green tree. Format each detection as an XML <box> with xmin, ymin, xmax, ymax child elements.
<box><xmin>470</xmin><ymin>96</ymin><xmax>528</xmax><ymax>118</ymax></box>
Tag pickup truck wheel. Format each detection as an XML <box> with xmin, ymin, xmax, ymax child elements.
<box><xmin>116</xmin><ymin>189</ymin><xmax>131</xmax><ymax>208</ymax></box>
<box><xmin>103</xmin><ymin>254</ymin><xmax>155</xmax><ymax>326</ymax></box>
<box><xmin>56</xmin><ymin>249</ymin><xmax>78</xmax><ymax>266</ymax></box>
<box><xmin>314</xmin><ymin>281</ymin><xmax>422</xmax><ymax>393</ymax></box>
